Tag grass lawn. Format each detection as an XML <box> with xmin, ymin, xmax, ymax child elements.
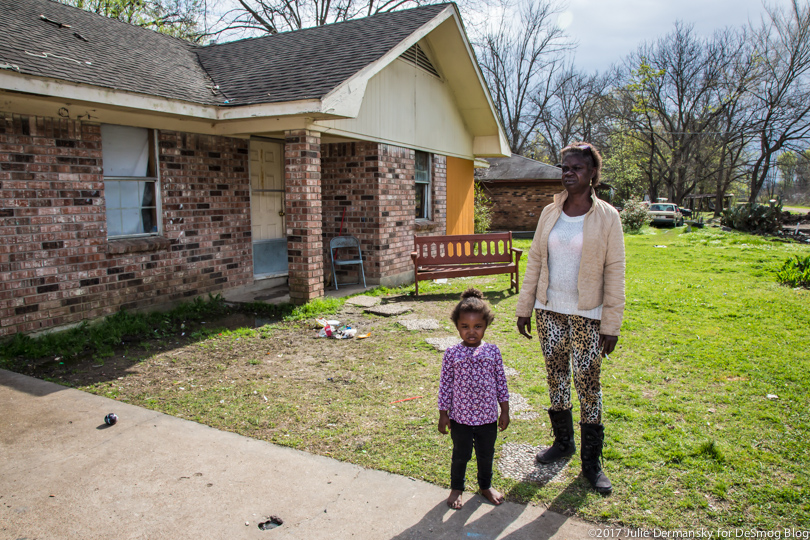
<box><xmin>3</xmin><ymin>226</ymin><xmax>809</xmax><ymax>531</ymax></box>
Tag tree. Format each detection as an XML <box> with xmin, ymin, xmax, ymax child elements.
<box><xmin>616</xmin><ymin>58</ymin><xmax>666</xmax><ymax>201</ymax></box>
<box><xmin>705</xmin><ymin>101</ymin><xmax>753</xmax><ymax>216</ymax></box>
<box><xmin>746</xmin><ymin>0</ymin><xmax>810</xmax><ymax>203</ymax></box>
<box><xmin>533</xmin><ymin>67</ymin><xmax>615</xmax><ymax>164</ymax></box>
<box><xmin>697</xmin><ymin>28</ymin><xmax>759</xmax><ymax>215</ymax></box>
<box><xmin>779</xmin><ymin>148</ymin><xmax>810</xmax><ymax>203</ymax></box>
<box><xmin>475</xmin><ymin>0</ymin><xmax>570</xmax><ymax>155</ymax></box>
<box><xmin>473</xmin><ymin>182</ymin><xmax>494</xmax><ymax>233</ymax></box>
<box><xmin>60</xmin><ymin>0</ymin><xmax>205</xmax><ymax>40</ymax></box>
<box><xmin>777</xmin><ymin>150</ymin><xmax>799</xmax><ymax>190</ymax></box>
<box><xmin>602</xmin><ymin>127</ymin><xmax>644</xmax><ymax>205</ymax></box>
<box><xmin>617</xmin><ymin>23</ymin><xmax>750</xmax><ymax>205</ymax></box>
<box><xmin>205</xmin><ymin>0</ymin><xmax>434</xmax><ymax>38</ymax></box>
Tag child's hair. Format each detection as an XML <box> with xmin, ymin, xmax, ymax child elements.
<box><xmin>450</xmin><ymin>287</ymin><xmax>495</xmax><ymax>326</ymax></box>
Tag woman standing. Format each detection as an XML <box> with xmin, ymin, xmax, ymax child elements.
<box><xmin>515</xmin><ymin>142</ymin><xmax>625</xmax><ymax>495</ymax></box>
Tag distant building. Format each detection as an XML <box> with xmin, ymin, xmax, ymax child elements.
<box><xmin>475</xmin><ymin>154</ymin><xmax>561</xmax><ymax>231</ymax></box>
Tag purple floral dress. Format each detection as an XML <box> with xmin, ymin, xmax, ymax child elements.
<box><xmin>438</xmin><ymin>342</ymin><xmax>509</xmax><ymax>425</ymax></box>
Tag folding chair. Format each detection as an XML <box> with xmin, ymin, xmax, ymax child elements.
<box><xmin>329</xmin><ymin>236</ymin><xmax>366</xmax><ymax>290</ymax></box>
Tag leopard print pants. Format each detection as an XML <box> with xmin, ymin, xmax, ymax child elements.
<box><xmin>535</xmin><ymin>309</ymin><xmax>603</xmax><ymax>424</ymax></box>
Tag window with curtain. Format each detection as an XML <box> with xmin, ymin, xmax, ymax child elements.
<box><xmin>101</xmin><ymin>125</ymin><xmax>159</xmax><ymax>238</ymax></box>
<box><xmin>415</xmin><ymin>150</ymin><xmax>431</xmax><ymax>219</ymax></box>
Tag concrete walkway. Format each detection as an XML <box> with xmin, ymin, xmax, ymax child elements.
<box><xmin>1</xmin><ymin>369</ymin><xmax>602</xmax><ymax>540</ymax></box>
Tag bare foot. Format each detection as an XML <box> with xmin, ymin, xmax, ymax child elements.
<box><xmin>480</xmin><ymin>487</ymin><xmax>504</xmax><ymax>506</ymax></box>
<box><xmin>446</xmin><ymin>489</ymin><xmax>463</xmax><ymax>509</ymax></box>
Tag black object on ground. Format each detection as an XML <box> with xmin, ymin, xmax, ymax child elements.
<box><xmin>258</xmin><ymin>516</ymin><xmax>283</xmax><ymax>530</ymax></box>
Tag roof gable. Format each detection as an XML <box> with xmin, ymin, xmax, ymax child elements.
<box><xmin>196</xmin><ymin>5</ymin><xmax>448</xmax><ymax>106</ymax></box>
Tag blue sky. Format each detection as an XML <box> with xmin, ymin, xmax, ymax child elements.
<box><xmin>559</xmin><ymin>0</ymin><xmax>790</xmax><ymax>73</ymax></box>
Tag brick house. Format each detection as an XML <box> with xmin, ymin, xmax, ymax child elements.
<box><xmin>0</xmin><ymin>0</ymin><xmax>509</xmax><ymax>337</ymax></box>
<box><xmin>475</xmin><ymin>154</ymin><xmax>561</xmax><ymax>231</ymax></box>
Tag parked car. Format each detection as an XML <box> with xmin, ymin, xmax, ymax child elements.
<box><xmin>677</xmin><ymin>205</ymin><xmax>692</xmax><ymax>218</ymax></box>
<box><xmin>649</xmin><ymin>203</ymin><xmax>684</xmax><ymax>226</ymax></box>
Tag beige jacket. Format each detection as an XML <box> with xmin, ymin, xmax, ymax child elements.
<box><xmin>515</xmin><ymin>189</ymin><xmax>626</xmax><ymax>336</ymax></box>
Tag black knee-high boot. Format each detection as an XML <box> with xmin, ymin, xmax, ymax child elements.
<box><xmin>581</xmin><ymin>423</ymin><xmax>612</xmax><ymax>494</ymax></box>
<box><xmin>535</xmin><ymin>408</ymin><xmax>576</xmax><ymax>463</ymax></box>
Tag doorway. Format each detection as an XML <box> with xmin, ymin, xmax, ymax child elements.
<box><xmin>249</xmin><ymin>139</ymin><xmax>288</xmax><ymax>278</ymax></box>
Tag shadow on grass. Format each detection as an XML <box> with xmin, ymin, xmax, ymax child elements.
<box><xmin>402</xmin><ymin>289</ymin><xmax>516</xmax><ymax>306</ymax></box>
<box><xmin>545</xmin><ymin>476</ymin><xmax>592</xmax><ymax>516</ymax></box>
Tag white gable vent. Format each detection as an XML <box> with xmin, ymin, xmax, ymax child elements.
<box><xmin>400</xmin><ymin>43</ymin><xmax>440</xmax><ymax>78</ymax></box>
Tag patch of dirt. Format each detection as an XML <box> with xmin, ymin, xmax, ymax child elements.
<box><xmin>18</xmin><ymin>293</ymin><xmax>464</xmax><ymax>400</ymax></box>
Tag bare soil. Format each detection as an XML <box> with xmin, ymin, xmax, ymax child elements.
<box><xmin>20</xmin><ymin>294</ymin><xmax>459</xmax><ymax>397</ymax></box>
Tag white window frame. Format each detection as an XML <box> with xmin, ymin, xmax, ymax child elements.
<box><xmin>101</xmin><ymin>125</ymin><xmax>161</xmax><ymax>239</ymax></box>
<box><xmin>415</xmin><ymin>150</ymin><xmax>432</xmax><ymax>220</ymax></box>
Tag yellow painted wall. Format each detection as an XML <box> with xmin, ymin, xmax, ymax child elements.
<box><xmin>446</xmin><ymin>156</ymin><xmax>474</xmax><ymax>235</ymax></box>
<box><xmin>316</xmin><ymin>59</ymin><xmax>474</xmax><ymax>158</ymax></box>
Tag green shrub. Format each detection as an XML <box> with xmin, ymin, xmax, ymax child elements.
<box><xmin>721</xmin><ymin>200</ymin><xmax>783</xmax><ymax>234</ymax></box>
<box><xmin>620</xmin><ymin>198</ymin><xmax>650</xmax><ymax>233</ymax></box>
<box><xmin>0</xmin><ymin>294</ymin><xmax>230</xmax><ymax>365</ymax></box>
<box><xmin>776</xmin><ymin>254</ymin><xmax>810</xmax><ymax>288</ymax></box>
<box><xmin>474</xmin><ymin>183</ymin><xmax>493</xmax><ymax>233</ymax></box>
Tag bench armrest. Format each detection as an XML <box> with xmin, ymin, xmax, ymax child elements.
<box><xmin>410</xmin><ymin>251</ymin><xmax>419</xmax><ymax>262</ymax></box>
<box><xmin>511</xmin><ymin>247</ymin><xmax>523</xmax><ymax>260</ymax></box>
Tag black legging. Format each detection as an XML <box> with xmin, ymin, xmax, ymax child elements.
<box><xmin>449</xmin><ymin>420</ymin><xmax>498</xmax><ymax>491</ymax></box>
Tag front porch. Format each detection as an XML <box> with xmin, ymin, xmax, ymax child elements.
<box><xmin>259</xmin><ymin>131</ymin><xmax>452</xmax><ymax>306</ymax></box>
<box><xmin>221</xmin><ymin>276</ymin><xmax>373</xmax><ymax>306</ymax></box>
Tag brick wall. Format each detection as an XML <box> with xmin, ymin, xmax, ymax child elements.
<box><xmin>0</xmin><ymin>111</ymin><xmax>252</xmax><ymax>337</ymax></box>
<box><xmin>481</xmin><ymin>182</ymin><xmax>559</xmax><ymax>231</ymax></box>
<box><xmin>321</xmin><ymin>142</ymin><xmax>447</xmax><ymax>287</ymax></box>
<box><xmin>376</xmin><ymin>144</ymin><xmax>421</xmax><ymax>285</ymax></box>
<box><xmin>285</xmin><ymin>130</ymin><xmax>324</xmax><ymax>303</ymax></box>
<box><xmin>321</xmin><ymin>141</ymin><xmax>385</xmax><ymax>285</ymax></box>
<box><xmin>431</xmin><ymin>154</ymin><xmax>447</xmax><ymax>234</ymax></box>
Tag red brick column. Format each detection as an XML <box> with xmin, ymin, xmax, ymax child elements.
<box><xmin>432</xmin><ymin>154</ymin><xmax>447</xmax><ymax>234</ymax></box>
<box><xmin>285</xmin><ymin>130</ymin><xmax>324</xmax><ymax>303</ymax></box>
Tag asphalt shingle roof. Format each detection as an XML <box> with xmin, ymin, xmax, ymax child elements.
<box><xmin>476</xmin><ymin>154</ymin><xmax>561</xmax><ymax>182</ymax></box>
<box><xmin>0</xmin><ymin>0</ymin><xmax>449</xmax><ymax>107</ymax></box>
<box><xmin>197</xmin><ymin>5</ymin><xmax>449</xmax><ymax>106</ymax></box>
<box><xmin>0</xmin><ymin>0</ymin><xmax>221</xmax><ymax>105</ymax></box>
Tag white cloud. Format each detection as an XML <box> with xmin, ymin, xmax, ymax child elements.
<box><xmin>565</xmin><ymin>0</ymin><xmax>789</xmax><ymax>73</ymax></box>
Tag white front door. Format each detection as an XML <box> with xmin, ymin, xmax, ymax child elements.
<box><xmin>250</xmin><ymin>140</ymin><xmax>287</xmax><ymax>277</ymax></box>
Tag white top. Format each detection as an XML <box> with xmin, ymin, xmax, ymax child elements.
<box><xmin>534</xmin><ymin>211</ymin><xmax>603</xmax><ymax>320</ymax></box>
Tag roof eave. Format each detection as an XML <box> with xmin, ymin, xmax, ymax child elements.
<box><xmin>0</xmin><ymin>71</ymin><xmax>362</xmax><ymax>123</ymax></box>
<box><xmin>444</xmin><ymin>9</ymin><xmax>510</xmax><ymax>157</ymax></box>
<box><xmin>0</xmin><ymin>71</ymin><xmax>218</xmax><ymax>119</ymax></box>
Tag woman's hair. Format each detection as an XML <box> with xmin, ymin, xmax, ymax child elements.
<box><xmin>450</xmin><ymin>287</ymin><xmax>495</xmax><ymax>326</ymax></box>
<box><xmin>560</xmin><ymin>141</ymin><xmax>603</xmax><ymax>186</ymax></box>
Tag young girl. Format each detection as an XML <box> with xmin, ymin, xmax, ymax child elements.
<box><xmin>438</xmin><ymin>288</ymin><xmax>510</xmax><ymax>509</ymax></box>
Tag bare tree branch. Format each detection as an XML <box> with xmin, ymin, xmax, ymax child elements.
<box><xmin>474</xmin><ymin>0</ymin><xmax>572</xmax><ymax>155</ymax></box>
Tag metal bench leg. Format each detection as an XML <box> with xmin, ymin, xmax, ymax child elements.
<box><xmin>331</xmin><ymin>249</ymin><xmax>339</xmax><ymax>290</ymax></box>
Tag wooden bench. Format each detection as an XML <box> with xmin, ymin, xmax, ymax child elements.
<box><xmin>411</xmin><ymin>232</ymin><xmax>523</xmax><ymax>296</ymax></box>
